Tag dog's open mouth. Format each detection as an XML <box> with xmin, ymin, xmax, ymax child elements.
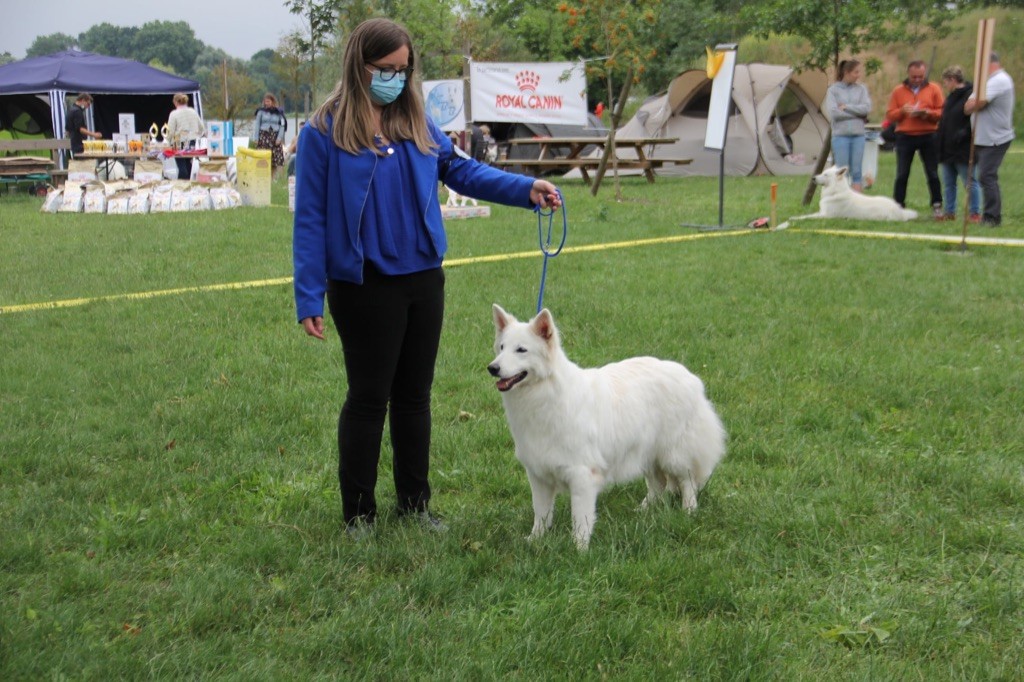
<box><xmin>496</xmin><ymin>372</ymin><xmax>527</xmax><ymax>392</ymax></box>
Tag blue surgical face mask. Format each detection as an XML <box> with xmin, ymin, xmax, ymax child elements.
<box><xmin>368</xmin><ymin>71</ymin><xmax>406</xmax><ymax>106</ymax></box>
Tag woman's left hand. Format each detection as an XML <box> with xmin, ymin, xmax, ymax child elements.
<box><xmin>530</xmin><ymin>179</ymin><xmax>562</xmax><ymax>210</ymax></box>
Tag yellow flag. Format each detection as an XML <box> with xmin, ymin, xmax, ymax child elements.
<box><xmin>706</xmin><ymin>46</ymin><xmax>725</xmax><ymax>79</ymax></box>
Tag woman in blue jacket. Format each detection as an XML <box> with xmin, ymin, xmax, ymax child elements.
<box><xmin>293</xmin><ymin>17</ymin><xmax>561</xmax><ymax>536</ymax></box>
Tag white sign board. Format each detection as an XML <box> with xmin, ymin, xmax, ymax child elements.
<box><xmin>118</xmin><ymin>113</ymin><xmax>136</xmax><ymax>135</ymax></box>
<box><xmin>470</xmin><ymin>61</ymin><xmax>587</xmax><ymax>125</ymax></box>
<box><xmin>704</xmin><ymin>49</ymin><xmax>737</xmax><ymax>151</ymax></box>
<box><xmin>422</xmin><ymin>80</ymin><xmax>465</xmax><ymax>132</ymax></box>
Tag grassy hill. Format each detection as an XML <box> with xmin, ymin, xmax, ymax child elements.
<box><xmin>738</xmin><ymin>7</ymin><xmax>1024</xmax><ymax>133</ymax></box>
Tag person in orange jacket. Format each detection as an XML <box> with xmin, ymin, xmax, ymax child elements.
<box><xmin>886</xmin><ymin>60</ymin><xmax>945</xmax><ymax>218</ymax></box>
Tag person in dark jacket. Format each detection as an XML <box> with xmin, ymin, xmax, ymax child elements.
<box><xmin>65</xmin><ymin>93</ymin><xmax>102</xmax><ymax>155</ymax></box>
<box><xmin>936</xmin><ymin>65</ymin><xmax>980</xmax><ymax>222</ymax></box>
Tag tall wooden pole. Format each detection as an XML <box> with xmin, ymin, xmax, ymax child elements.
<box><xmin>961</xmin><ymin>18</ymin><xmax>995</xmax><ymax>253</ymax></box>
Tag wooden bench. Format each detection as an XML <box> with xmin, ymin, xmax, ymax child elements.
<box><xmin>494</xmin><ymin>156</ymin><xmax>691</xmax><ymax>185</ymax></box>
<box><xmin>0</xmin><ymin>138</ymin><xmax>71</xmax><ymax>190</ymax></box>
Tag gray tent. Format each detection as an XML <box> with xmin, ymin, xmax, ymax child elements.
<box><xmin>615</xmin><ymin>64</ymin><xmax>830</xmax><ymax>176</ymax></box>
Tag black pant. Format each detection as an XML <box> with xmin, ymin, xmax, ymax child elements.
<box><xmin>893</xmin><ymin>133</ymin><xmax>942</xmax><ymax>208</ymax></box>
<box><xmin>175</xmin><ymin>157</ymin><xmax>192</xmax><ymax>181</ymax></box>
<box><xmin>975</xmin><ymin>141</ymin><xmax>1011</xmax><ymax>224</ymax></box>
<box><xmin>326</xmin><ymin>265</ymin><xmax>445</xmax><ymax>524</ymax></box>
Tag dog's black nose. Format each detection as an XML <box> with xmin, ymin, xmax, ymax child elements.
<box><xmin>487</xmin><ymin>363</ymin><xmax>500</xmax><ymax>377</ymax></box>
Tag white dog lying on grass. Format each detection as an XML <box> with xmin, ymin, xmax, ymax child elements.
<box><xmin>488</xmin><ymin>305</ymin><xmax>726</xmax><ymax>550</ymax></box>
<box><xmin>777</xmin><ymin>165</ymin><xmax>917</xmax><ymax>230</ymax></box>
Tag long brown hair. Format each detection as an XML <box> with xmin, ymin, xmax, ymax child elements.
<box><xmin>836</xmin><ymin>59</ymin><xmax>861</xmax><ymax>82</ymax></box>
<box><xmin>310</xmin><ymin>18</ymin><xmax>435</xmax><ymax>156</ymax></box>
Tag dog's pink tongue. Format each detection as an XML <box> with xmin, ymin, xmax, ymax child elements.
<box><xmin>496</xmin><ymin>378</ymin><xmax>513</xmax><ymax>392</ymax></box>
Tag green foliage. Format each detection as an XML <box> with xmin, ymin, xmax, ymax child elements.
<box><xmin>272</xmin><ymin>35</ymin><xmax>313</xmax><ymax>126</ymax></box>
<box><xmin>741</xmin><ymin>0</ymin><xmax>958</xmax><ymax>73</ymax></box>
<box><xmin>198</xmin><ymin>59</ymin><xmax>264</xmax><ymax>121</ymax></box>
<box><xmin>736</xmin><ymin>7</ymin><xmax>1024</xmax><ymax>136</ymax></box>
<box><xmin>26</xmin><ymin>33</ymin><xmax>79</xmax><ymax>58</ymax></box>
<box><xmin>559</xmin><ymin>0</ymin><xmax>662</xmax><ymax>82</ymax></box>
<box><xmin>133</xmin><ymin>21</ymin><xmax>203</xmax><ymax>76</ymax></box>
<box><xmin>479</xmin><ymin>1</ymin><xmax>569</xmax><ymax>61</ymax></box>
<box><xmin>78</xmin><ymin>23</ymin><xmax>138</xmax><ymax>59</ymax></box>
<box><xmin>820</xmin><ymin>615</ymin><xmax>899</xmax><ymax>649</ymax></box>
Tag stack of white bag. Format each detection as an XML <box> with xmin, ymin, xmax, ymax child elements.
<box><xmin>42</xmin><ymin>179</ymin><xmax>243</xmax><ymax>215</ymax></box>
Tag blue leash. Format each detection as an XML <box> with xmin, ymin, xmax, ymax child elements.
<box><xmin>534</xmin><ymin>190</ymin><xmax>567</xmax><ymax>314</ymax></box>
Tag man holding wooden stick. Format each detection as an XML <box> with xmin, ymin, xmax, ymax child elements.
<box><xmin>965</xmin><ymin>52</ymin><xmax>1015</xmax><ymax>228</ymax></box>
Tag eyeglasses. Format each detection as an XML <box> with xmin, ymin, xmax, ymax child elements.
<box><xmin>365</xmin><ymin>64</ymin><xmax>412</xmax><ymax>82</ymax></box>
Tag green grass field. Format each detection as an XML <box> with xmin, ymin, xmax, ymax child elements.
<box><xmin>2</xmin><ymin>151</ymin><xmax>1022</xmax><ymax>679</ymax></box>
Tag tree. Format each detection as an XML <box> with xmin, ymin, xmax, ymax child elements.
<box><xmin>638</xmin><ymin>0</ymin><xmax>749</xmax><ymax>93</ymax></box>
<box><xmin>274</xmin><ymin>33</ymin><xmax>312</xmax><ymax>129</ymax></box>
<box><xmin>133</xmin><ymin>21</ymin><xmax>203</xmax><ymax>76</ymax></box>
<box><xmin>479</xmin><ymin>0</ymin><xmax>569</xmax><ymax>62</ymax></box>
<box><xmin>199</xmin><ymin>59</ymin><xmax>263</xmax><ymax>122</ymax></box>
<box><xmin>559</xmin><ymin>0</ymin><xmax>662</xmax><ymax>198</ymax></box>
<box><xmin>379</xmin><ymin>0</ymin><xmax>463</xmax><ymax>77</ymax></box>
<box><xmin>251</xmin><ymin>48</ymin><xmax>290</xmax><ymax>102</ymax></box>
<box><xmin>286</xmin><ymin>0</ymin><xmax>341</xmax><ymax>106</ymax></box>
<box><xmin>26</xmin><ymin>33</ymin><xmax>79</xmax><ymax>58</ymax></box>
<box><xmin>744</xmin><ymin>0</ymin><xmax>956</xmax><ymax>74</ymax></box>
<box><xmin>79</xmin><ymin>23</ymin><xmax>138</xmax><ymax>59</ymax></box>
<box><xmin>742</xmin><ymin>0</ymin><xmax>959</xmax><ymax>203</ymax></box>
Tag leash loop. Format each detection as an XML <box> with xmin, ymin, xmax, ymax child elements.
<box><xmin>534</xmin><ymin>190</ymin><xmax>567</xmax><ymax>314</ymax></box>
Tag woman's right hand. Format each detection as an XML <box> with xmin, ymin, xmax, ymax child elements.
<box><xmin>301</xmin><ymin>316</ymin><xmax>325</xmax><ymax>340</ymax></box>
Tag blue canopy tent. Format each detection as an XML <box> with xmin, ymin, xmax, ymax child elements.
<box><xmin>0</xmin><ymin>50</ymin><xmax>202</xmax><ymax>165</ymax></box>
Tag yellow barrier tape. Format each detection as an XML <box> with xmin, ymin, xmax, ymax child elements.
<box><xmin>1</xmin><ymin>277</ymin><xmax>294</xmax><ymax>314</ymax></box>
<box><xmin>795</xmin><ymin>228</ymin><xmax>1024</xmax><ymax>248</ymax></box>
<box><xmin>2</xmin><ymin>230</ymin><xmax>747</xmax><ymax>315</ymax></box>
<box><xmin>6</xmin><ymin>226</ymin><xmax>1022</xmax><ymax>315</ymax></box>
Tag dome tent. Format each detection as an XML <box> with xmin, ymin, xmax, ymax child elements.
<box><xmin>615</xmin><ymin>63</ymin><xmax>829</xmax><ymax>176</ymax></box>
<box><xmin>0</xmin><ymin>50</ymin><xmax>201</xmax><ymax>155</ymax></box>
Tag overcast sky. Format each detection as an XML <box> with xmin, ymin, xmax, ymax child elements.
<box><xmin>0</xmin><ymin>0</ymin><xmax>303</xmax><ymax>61</ymax></box>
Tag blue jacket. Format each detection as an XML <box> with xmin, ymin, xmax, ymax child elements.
<box><xmin>293</xmin><ymin>118</ymin><xmax>536</xmax><ymax>322</ymax></box>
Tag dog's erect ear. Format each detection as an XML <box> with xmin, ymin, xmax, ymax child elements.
<box><xmin>531</xmin><ymin>308</ymin><xmax>556</xmax><ymax>342</ymax></box>
<box><xmin>837</xmin><ymin>166</ymin><xmax>848</xmax><ymax>177</ymax></box>
<box><xmin>492</xmin><ymin>304</ymin><xmax>515</xmax><ymax>332</ymax></box>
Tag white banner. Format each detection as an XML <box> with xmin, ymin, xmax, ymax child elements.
<box><xmin>422</xmin><ymin>79</ymin><xmax>466</xmax><ymax>132</ymax></box>
<box><xmin>469</xmin><ymin>61</ymin><xmax>588</xmax><ymax>125</ymax></box>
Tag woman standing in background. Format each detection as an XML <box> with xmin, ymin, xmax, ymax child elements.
<box><xmin>167</xmin><ymin>93</ymin><xmax>205</xmax><ymax>180</ymax></box>
<box><xmin>824</xmin><ymin>59</ymin><xmax>872</xmax><ymax>192</ymax></box>
<box><xmin>253</xmin><ymin>93</ymin><xmax>287</xmax><ymax>170</ymax></box>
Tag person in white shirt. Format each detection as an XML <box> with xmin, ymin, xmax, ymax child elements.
<box><xmin>965</xmin><ymin>53</ymin><xmax>1015</xmax><ymax>227</ymax></box>
<box><xmin>167</xmin><ymin>93</ymin><xmax>205</xmax><ymax>180</ymax></box>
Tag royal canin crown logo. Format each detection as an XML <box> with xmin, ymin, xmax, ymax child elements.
<box><xmin>514</xmin><ymin>70</ymin><xmax>541</xmax><ymax>93</ymax></box>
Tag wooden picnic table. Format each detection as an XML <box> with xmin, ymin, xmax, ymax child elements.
<box><xmin>494</xmin><ymin>136</ymin><xmax>688</xmax><ymax>185</ymax></box>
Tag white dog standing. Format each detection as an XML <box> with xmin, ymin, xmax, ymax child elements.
<box><xmin>488</xmin><ymin>305</ymin><xmax>726</xmax><ymax>549</ymax></box>
<box><xmin>777</xmin><ymin>165</ymin><xmax>918</xmax><ymax>229</ymax></box>
<box><xmin>443</xmin><ymin>184</ymin><xmax>479</xmax><ymax>208</ymax></box>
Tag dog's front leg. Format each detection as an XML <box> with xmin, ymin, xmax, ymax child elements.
<box><xmin>525</xmin><ymin>469</ymin><xmax>555</xmax><ymax>540</ymax></box>
<box><xmin>567</xmin><ymin>466</ymin><xmax>603</xmax><ymax>550</ymax></box>
<box><xmin>641</xmin><ymin>469</ymin><xmax>668</xmax><ymax>509</ymax></box>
